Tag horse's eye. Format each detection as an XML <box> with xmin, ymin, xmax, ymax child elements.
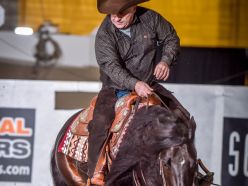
<box><xmin>163</xmin><ymin>159</ymin><xmax>171</xmax><ymax>168</ymax></box>
<box><xmin>161</xmin><ymin>159</ymin><xmax>171</xmax><ymax>169</ymax></box>
<box><xmin>167</xmin><ymin>159</ymin><xmax>171</xmax><ymax>166</ymax></box>
<box><xmin>164</xmin><ymin>164</ymin><xmax>169</xmax><ymax>169</ymax></box>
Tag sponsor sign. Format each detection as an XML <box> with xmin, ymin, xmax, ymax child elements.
<box><xmin>222</xmin><ymin>117</ymin><xmax>248</xmax><ymax>186</ymax></box>
<box><xmin>0</xmin><ymin>108</ymin><xmax>35</xmax><ymax>182</ymax></box>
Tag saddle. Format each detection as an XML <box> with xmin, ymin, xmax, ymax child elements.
<box><xmin>58</xmin><ymin>92</ymin><xmax>161</xmax><ymax>163</ymax></box>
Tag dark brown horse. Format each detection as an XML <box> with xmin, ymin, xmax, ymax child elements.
<box><xmin>51</xmin><ymin>95</ymin><xmax>214</xmax><ymax>186</ymax></box>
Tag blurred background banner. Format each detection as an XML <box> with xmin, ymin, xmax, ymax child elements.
<box><xmin>0</xmin><ymin>80</ymin><xmax>248</xmax><ymax>185</ymax></box>
<box><xmin>0</xmin><ymin>108</ymin><xmax>35</xmax><ymax>183</ymax></box>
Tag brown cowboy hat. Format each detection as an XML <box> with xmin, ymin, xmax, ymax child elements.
<box><xmin>97</xmin><ymin>0</ymin><xmax>150</xmax><ymax>14</ymax></box>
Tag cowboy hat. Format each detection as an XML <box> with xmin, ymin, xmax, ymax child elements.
<box><xmin>97</xmin><ymin>0</ymin><xmax>150</xmax><ymax>14</ymax></box>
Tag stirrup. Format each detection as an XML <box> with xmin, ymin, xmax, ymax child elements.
<box><xmin>86</xmin><ymin>178</ymin><xmax>91</xmax><ymax>186</ymax></box>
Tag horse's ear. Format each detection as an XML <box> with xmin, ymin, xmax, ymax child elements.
<box><xmin>188</xmin><ymin>116</ymin><xmax>196</xmax><ymax>140</ymax></box>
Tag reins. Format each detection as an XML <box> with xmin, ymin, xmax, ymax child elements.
<box><xmin>133</xmin><ymin>92</ymin><xmax>172</xmax><ymax>113</ymax></box>
<box><xmin>133</xmin><ymin>96</ymin><xmax>141</xmax><ymax>113</ymax></box>
<box><xmin>151</xmin><ymin>92</ymin><xmax>171</xmax><ymax>112</ymax></box>
<box><xmin>197</xmin><ymin>159</ymin><xmax>220</xmax><ymax>186</ymax></box>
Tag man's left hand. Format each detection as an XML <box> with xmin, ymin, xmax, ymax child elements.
<box><xmin>154</xmin><ymin>61</ymin><xmax>170</xmax><ymax>81</ymax></box>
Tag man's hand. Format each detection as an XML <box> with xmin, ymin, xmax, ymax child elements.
<box><xmin>134</xmin><ymin>81</ymin><xmax>153</xmax><ymax>97</ymax></box>
<box><xmin>154</xmin><ymin>61</ymin><xmax>170</xmax><ymax>81</ymax></box>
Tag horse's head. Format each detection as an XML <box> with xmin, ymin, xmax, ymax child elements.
<box><xmin>106</xmin><ymin>105</ymin><xmax>198</xmax><ymax>186</ymax></box>
<box><xmin>157</xmin><ymin>114</ymin><xmax>198</xmax><ymax>186</ymax></box>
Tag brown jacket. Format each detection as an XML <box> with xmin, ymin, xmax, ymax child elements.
<box><xmin>95</xmin><ymin>6</ymin><xmax>180</xmax><ymax>90</ymax></box>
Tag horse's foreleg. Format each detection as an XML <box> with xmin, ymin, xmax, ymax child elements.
<box><xmin>55</xmin><ymin>152</ymin><xmax>88</xmax><ymax>186</ymax></box>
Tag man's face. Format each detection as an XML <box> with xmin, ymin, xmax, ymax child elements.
<box><xmin>110</xmin><ymin>6</ymin><xmax>137</xmax><ymax>29</ymax></box>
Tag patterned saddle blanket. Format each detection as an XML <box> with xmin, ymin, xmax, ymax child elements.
<box><xmin>57</xmin><ymin>92</ymin><xmax>161</xmax><ymax>162</ymax></box>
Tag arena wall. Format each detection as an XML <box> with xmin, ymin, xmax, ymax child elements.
<box><xmin>0</xmin><ymin>80</ymin><xmax>247</xmax><ymax>185</ymax></box>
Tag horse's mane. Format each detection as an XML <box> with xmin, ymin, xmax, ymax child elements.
<box><xmin>106</xmin><ymin>105</ymin><xmax>190</xmax><ymax>186</ymax></box>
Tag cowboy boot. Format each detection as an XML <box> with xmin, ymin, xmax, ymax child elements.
<box><xmin>91</xmin><ymin>172</ymin><xmax>105</xmax><ymax>186</ymax></box>
<box><xmin>90</xmin><ymin>141</ymin><xmax>108</xmax><ymax>185</ymax></box>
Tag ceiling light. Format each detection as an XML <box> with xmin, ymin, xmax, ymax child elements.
<box><xmin>0</xmin><ymin>5</ymin><xmax>5</xmax><ymax>27</ymax></box>
<box><xmin>14</xmin><ymin>27</ymin><xmax>33</xmax><ymax>36</ymax></box>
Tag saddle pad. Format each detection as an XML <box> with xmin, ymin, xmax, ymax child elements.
<box><xmin>57</xmin><ymin>110</ymin><xmax>89</xmax><ymax>163</ymax></box>
<box><xmin>60</xmin><ymin>129</ymin><xmax>88</xmax><ymax>162</ymax></box>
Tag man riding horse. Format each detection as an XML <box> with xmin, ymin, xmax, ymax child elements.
<box><xmin>88</xmin><ymin>0</ymin><xmax>190</xmax><ymax>185</ymax></box>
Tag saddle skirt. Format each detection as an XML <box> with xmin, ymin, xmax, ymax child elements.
<box><xmin>57</xmin><ymin>93</ymin><xmax>161</xmax><ymax>163</ymax></box>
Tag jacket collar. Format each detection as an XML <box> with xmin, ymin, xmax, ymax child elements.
<box><xmin>107</xmin><ymin>7</ymin><xmax>142</xmax><ymax>38</ymax></box>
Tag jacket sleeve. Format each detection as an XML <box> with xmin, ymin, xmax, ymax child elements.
<box><xmin>155</xmin><ymin>13</ymin><xmax>180</xmax><ymax>66</ymax></box>
<box><xmin>95</xmin><ymin>30</ymin><xmax>138</xmax><ymax>90</ymax></box>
